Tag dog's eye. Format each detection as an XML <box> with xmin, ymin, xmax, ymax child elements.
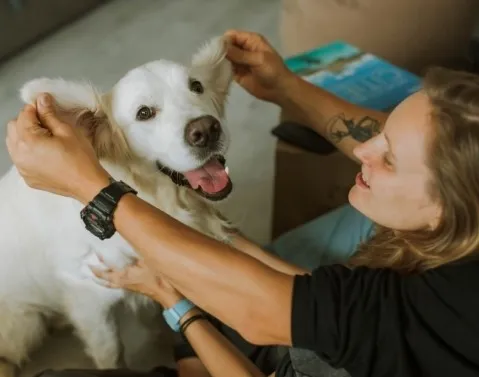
<box><xmin>136</xmin><ymin>106</ymin><xmax>155</xmax><ymax>121</ymax></box>
<box><xmin>189</xmin><ymin>79</ymin><xmax>204</xmax><ymax>94</ymax></box>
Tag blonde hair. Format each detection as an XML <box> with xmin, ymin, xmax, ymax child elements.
<box><xmin>348</xmin><ymin>67</ymin><xmax>479</xmax><ymax>273</ymax></box>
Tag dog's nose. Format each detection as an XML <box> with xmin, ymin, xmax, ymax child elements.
<box><xmin>185</xmin><ymin>115</ymin><xmax>221</xmax><ymax>148</ymax></box>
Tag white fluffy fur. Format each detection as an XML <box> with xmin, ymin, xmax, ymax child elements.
<box><xmin>0</xmin><ymin>36</ymin><xmax>235</xmax><ymax>376</ymax></box>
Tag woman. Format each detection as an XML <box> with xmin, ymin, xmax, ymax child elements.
<box><xmin>6</xmin><ymin>30</ymin><xmax>479</xmax><ymax>377</ymax></box>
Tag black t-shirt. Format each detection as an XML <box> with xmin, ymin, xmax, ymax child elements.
<box><xmin>278</xmin><ymin>260</ymin><xmax>479</xmax><ymax>377</ymax></box>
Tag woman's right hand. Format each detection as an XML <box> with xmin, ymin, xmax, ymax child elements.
<box><xmin>224</xmin><ymin>29</ymin><xmax>297</xmax><ymax>104</ymax></box>
<box><xmin>91</xmin><ymin>256</ymin><xmax>184</xmax><ymax>309</ymax></box>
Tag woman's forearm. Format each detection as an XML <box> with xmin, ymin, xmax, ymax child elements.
<box><xmin>177</xmin><ymin>358</ymin><xmax>211</xmax><ymax>377</ymax></box>
<box><xmin>180</xmin><ymin>309</ymin><xmax>266</xmax><ymax>377</ymax></box>
<box><xmin>230</xmin><ymin>233</ymin><xmax>309</xmax><ymax>276</ymax></box>
<box><xmin>277</xmin><ymin>74</ymin><xmax>388</xmax><ymax>162</ymax></box>
<box><xmin>107</xmin><ymin>193</ymin><xmax>294</xmax><ymax>345</ymax></box>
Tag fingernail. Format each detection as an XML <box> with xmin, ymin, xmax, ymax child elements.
<box><xmin>39</xmin><ymin>94</ymin><xmax>50</xmax><ymax>107</ymax></box>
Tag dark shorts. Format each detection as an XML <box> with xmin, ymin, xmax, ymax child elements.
<box><xmin>34</xmin><ymin>205</ymin><xmax>373</xmax><ymax>377</ymax></box>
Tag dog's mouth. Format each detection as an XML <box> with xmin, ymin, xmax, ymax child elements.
<box><xmin>156</xmin><ymin>155</ymin><xmax>232</xmax><ymax>201</ymax></box>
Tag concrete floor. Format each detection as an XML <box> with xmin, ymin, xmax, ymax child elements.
<box><xmin>0</xmin><ymin>0</ymin><xmax>281</xmax><ymax>374</ymax></box>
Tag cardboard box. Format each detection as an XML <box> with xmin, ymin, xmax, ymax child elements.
<box><xmin>279</xmin><ymin>0</ymin><xmax>479</xmax><ymax>76</ymax></box>
<box><xmin>272</xmin><ymin>41</ymin><xmax>421</xmax><ymax>239</ymax></box>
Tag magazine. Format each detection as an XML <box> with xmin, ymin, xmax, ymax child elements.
<box><xmin>284</xmin><ymin>41</ymin><xmax>422</xmax><ymax>112</ymax></box>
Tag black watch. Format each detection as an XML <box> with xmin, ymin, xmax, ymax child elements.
<box><xmin>80</xmin><ymin>178</ymin><xmax>138</xmax><ymax>240</ymax></box>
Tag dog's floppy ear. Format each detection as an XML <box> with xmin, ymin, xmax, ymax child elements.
<box><xmin>20</xmin><ymin>78</ymin><xmax>131</xmax><ymax>162</ymax></box>
<box><xmin>190</xmin><ymin>36</ymin><xmax>233</xmax><ymax>109</ymax></box>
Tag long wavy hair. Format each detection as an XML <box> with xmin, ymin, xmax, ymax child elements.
<box><xmin>348</xmin><ymin>66</ymin><xmax>479</xmax><ymax>273</ymax></box>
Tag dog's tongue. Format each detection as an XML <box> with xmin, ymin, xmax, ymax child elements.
<box><xmin>183</xmin><ymin>158</ymin><xmax>229</xmax><ymax>194</ymax></box>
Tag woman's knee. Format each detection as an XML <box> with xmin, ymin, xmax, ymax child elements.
<box><xmin>265</xmin><ymin>204</ymin><xmax>374</xmax><ymax>270</ymax></box>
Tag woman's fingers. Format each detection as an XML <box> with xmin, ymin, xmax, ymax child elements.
<box><xmin>36</xmin><ymin>94</ymin><xmax>73</xmax><ymax>137</ymax></box>
<box><xmin>5</xmin><ymin>107</ymin><xmax>36</xmax><ymax>154</ymax></box>
<box><xmin>224</xmin><ymin>29</ymin><xmax>269</xmax><ymax>50</ymax></box>
<box><xmin>89</xmin><ymin>263</ymin><xmax>124</xmax><ymax>288</ymax></box>
<box><xmin>226</xmin><ymin>44</ymin><xmax>262</xmax><ymax>66</ymax></box>
<box><xmin>90</xmin><ymin>264</ymin><xmax>112</xmax><ymax>279</ymax></box>
<box><xmin>6</xmin><ymin>119</ymin><xmax>18</xmax><ymax>150</ymax></box>
<box><xmin>16</xmin><ymin>105</ymin><xmax>42</xmax><ymax>137</ymax></box>
<box><xmin>90</xmin><ymin>273</ymin><xmax>119</xmax><ymax>289</ymax></box>
<box><xmin>95</xmin><ymin>252</ymin><xmax>106</xmax><ymax>264</ymax></box>
<box><xmin>89</xmin><ymin>255</ymin><xmax>145</xmax><ymax>288</ymax></box>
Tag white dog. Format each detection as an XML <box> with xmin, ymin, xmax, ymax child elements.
<box><xmin>0</xmin><ymin>36</ymin><xmax>236</xmax><ymax>377</ymax></box>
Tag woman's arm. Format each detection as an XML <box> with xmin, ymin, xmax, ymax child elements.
<box><xmin>230</xmin><ymin>233</ymin><xmax>309</xmax><ymax>276</ymax></box>
<box><xmin>278</xmin><ymin>74</ymin><xmax>388</xmax><ymax>163</ymax></box>
<box><xmin>223</xmin><ymin>30</ymin><xmax>388</xmax><ymax>163</ymax></box>
<box><xmin>91</xmin><ymin>253</ymin><xmax>275</xmax><ymax>377</ymax></box>
<box><xmin>116</xmin><ymin>193</ymin><xmax>295</xmax><ymax>345</ymax></box>
<box><xmin>81</xmin><ymin>178</ymin><xmax>295</xmax><ymax>346</ymax></box>
<box><xmin>178</xmin><ymin>308</ymin><xmax>267</xmax><ymax>377</ymax></box>
<box><xmin>6</xmin><ymin>101</ymin><xmax>298</xmax><ymax>346</ymax></box>
<box><xmin>177</xmin><ymin>356</ymin><xmax>275</xmax><ymax>377</ymax></box>
<box><xmin>177</xmin><ymin>358</ymin><xmax>212</xmax><ymax>377</ymax></box>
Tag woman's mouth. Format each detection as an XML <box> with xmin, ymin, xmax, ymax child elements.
<box><xmin>356</xmin><ymin>172</ymin><xmax>370</xmax><ymax>189</ymax></box>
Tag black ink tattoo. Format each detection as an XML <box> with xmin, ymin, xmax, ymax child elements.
<box><xmin>326</xmin><ymin>113</ymin><xmax>381</xmax><ymax>144</ymax></box>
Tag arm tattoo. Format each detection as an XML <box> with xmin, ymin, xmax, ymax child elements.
<box><xmin>326</xmin><ymin>113</ymin><xmax>381</xmax><ymax>144</ymax></box>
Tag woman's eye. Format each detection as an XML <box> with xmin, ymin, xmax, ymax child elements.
<box><xmin>189</xmin><ymin>79</ymin><xmax>204</xmax><ymax>94</ymax></box>
<box><xmin>136</xmin><ymin>106</ymin><xmax>155</xmax><ymax>121</ymax></box>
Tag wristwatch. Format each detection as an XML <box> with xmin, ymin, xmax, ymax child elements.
<box><xmin>80</xmin><ymin>178</ymin><xmax>137</xmax><ymax>240</ymax></box>
<box><xmin>163</xmin><ymin>299</ymin><xmax>196</xmax><ymax>332</ymax></box>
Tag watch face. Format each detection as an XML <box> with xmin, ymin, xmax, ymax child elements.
<box><xmin>81</xmin><ymin>207</ymin><xmax>115</xmax><ymax>240</ymax></box>
<box><xmin>79</xmin><ymin>180</ymin><xmax>137</xmax><ymax>241</ymax></box>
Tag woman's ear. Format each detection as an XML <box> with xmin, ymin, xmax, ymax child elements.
<box><xmin>20</xmin><ymin>77</ymin><xmax>131</xmax><ymax>163</ymax></box>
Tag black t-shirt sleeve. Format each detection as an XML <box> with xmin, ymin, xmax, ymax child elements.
<box><xmin>275</xmin><ymin>352</ymin><xmax>296</xmax><ymax>377</ymax></box>
<box><xmin>288</xmin><ymin>261</ymin><xmax>479</xmax><ymax>377</ymax></box>
<box><xmin>291</xmin><ymin>265</ymin><xmax>403</xmax><ymax>371</ymax></box>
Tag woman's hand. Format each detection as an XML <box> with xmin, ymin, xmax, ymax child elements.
<box><xmin>90</xmin><ymin>256</ymin><xmax>184</xmax><ymax>308</ymax></box>
<box><xmin>5</xmin><ymin>94</ymin><xmax>111</xmax><ymax>203</ymax></box>
<box><xmin>224</xmin><ymin>29</ymin><xmax>298</xmax><ymax>105</ymax></box>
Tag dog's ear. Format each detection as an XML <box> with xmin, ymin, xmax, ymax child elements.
<box><xmin>20</xmin><ymin>78</ymin><xmax>131</xmax><ymax>162</ymax></box>
<box><xmin>190</xmin><ymin>36</ymin><xmax>233</xmax><ymax>108</ymax></box>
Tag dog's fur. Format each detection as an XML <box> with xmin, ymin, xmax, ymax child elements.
<box><xmin>0</xmin><ymin>36</ymin><xmax>236</xmax><ymax>377</ymax></box>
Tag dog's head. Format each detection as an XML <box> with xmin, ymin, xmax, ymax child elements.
<box><xmin>20</xmin><ymin>36</ymin><xmax>234</xmax><ymax>201</ymax></box>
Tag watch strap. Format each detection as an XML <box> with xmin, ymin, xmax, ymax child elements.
<box><xmin>80</xmin><ymin>179</ymin><xmax>137</xmax><ymax>240</ymax></box>
<box><xmin>94</xmin><ymin>179</ymin><xmax>137</xmax><ymax>215</ymax></box>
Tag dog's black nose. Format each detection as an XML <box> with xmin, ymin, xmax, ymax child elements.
<box><xmin>185</xmin><ymin>115</ymin><xmax>221</xmax><ymax>148</ymax></box>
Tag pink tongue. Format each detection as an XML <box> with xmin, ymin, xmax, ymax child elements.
<box><xmin>183</xmin><ymin>158</ymin><xmax>229</xmax><ymax>194</ymax></box>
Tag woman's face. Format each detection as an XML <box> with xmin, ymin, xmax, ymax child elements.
<box><xmin>349</xmin><ymin>91</ymin><xmax>442</xmax><ymax>231</ymax></box>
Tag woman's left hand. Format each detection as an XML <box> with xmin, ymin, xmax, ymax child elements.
<box><xmin>90</xmin><ymin>256</ymin><xmax>184</xmax><ymax>308</ymax></box>
<box><xmin>6</xmin><ymin>94</ymin><xmax>111</xmax><ymax>204</ymax></box>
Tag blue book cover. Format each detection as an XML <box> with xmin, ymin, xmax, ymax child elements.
<box><xmin>284</xmin><ymin>41</ymin><xmax>422</xmax><ymax>112</ymax></box>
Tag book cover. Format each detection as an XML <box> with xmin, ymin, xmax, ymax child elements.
<box><xmin>284</xmin><ymin>41</ymin><xmax>422</xmax><ymax>112</ymax></box>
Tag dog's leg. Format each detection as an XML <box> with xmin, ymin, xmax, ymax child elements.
<box><xmin>0</xmin><ymin>360</ymin><xmax>17</xmax><ymax>377</ymax></box>
<box><xmin>118</xmin><ymin>294</ymin><xmax>169</xmax><ymax>370</ymax></box>
<box><xmin>0</xmin><ymin>305</ymin><xmax>46</xmax><ymax>377</ymax></box>
<box><xmin>62</xmin><ymin>284</ymin><xmax>124</xmax><ymax>369</ymax></box>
